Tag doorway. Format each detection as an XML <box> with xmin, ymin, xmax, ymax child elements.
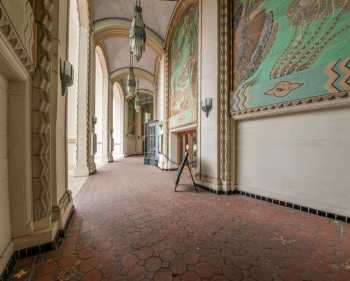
<box><xmin>177</xmin><ymin>129</ymin><xmax>197</xmax><ymax>167</ymax></box>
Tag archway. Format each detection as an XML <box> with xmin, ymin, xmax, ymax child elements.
<box><xmin>67</xmin><ymin>0</ymin><xmax>90</xmax><ymax>197</ymax></box>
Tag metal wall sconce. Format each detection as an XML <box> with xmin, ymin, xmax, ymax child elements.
<box><xmin>60</xmin><ymin>59</ymin><xmax>74</xmax><ymax>96</ymax></box>
<box><xmin>201</xmin><ymin>97</ymin><xmax>213</xmax><ymax>117</ymax></box>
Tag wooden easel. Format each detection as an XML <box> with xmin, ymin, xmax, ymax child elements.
<box><xmin>174</xmin><ymin>151</ymin><xmax>198</xmax><ymax>192</ymax></box>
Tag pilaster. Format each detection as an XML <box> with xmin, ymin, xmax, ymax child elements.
<box><xmin>108</xmin><ymin>79</ymin><xmax>114</xmax><ymax>162</ymax></box>
<box><xmin>75</xmin><ymin>26</ymin><xmax>91</xmax><ymax>177</ymax></box>
<box><xmin>31</xmin><ymin>0</ymin><xmax>54</xmax><ymax>229</ymax></box>
<box><xmin>88</xmin><ymin>33</ymin><xmax>97</xmax><ymax>174</ymax></box>
<box><xmin>218</xmin><ymin>0</ymin><xmax>234</xmax><ymax>192</ymax></box>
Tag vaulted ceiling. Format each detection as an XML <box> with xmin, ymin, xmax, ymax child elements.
<box><xmin>92</xmin><ymin>0</ymin><xmax>177</xmax><ymax>39</ymax></box>
<box><xmin>91</xmin><ymin>0</ymin><xmax>177</xmax><ymax>94</ymax></box>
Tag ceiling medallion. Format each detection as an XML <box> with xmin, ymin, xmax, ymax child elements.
<box><xmin>127</xmin><ymin>52</ymin><xmax>136</xmax><ymax>99</ymax></box>
<box><xmin>129</xmin><ymin>0</ymin><xmax>146</xmax><ymax>62</ymax></box>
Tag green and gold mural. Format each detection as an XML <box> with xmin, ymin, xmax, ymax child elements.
<box><xmin>169</xmin><ymin>3</ymin><xmax>199</xmax><ymax>129</ymax></box>
<box><xmin>231</xmin><ymin>0</ymin><xmax>350</xmax><ymax>113</ymax></box>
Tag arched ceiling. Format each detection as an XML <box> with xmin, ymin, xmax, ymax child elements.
<box><xmin>104</xmin><ymin>37</ymin><xmax>158</xmax><ymax>75</ymax></box>
<box><xmin>91</xmin><ymin>0</ymin><xmax>177</xmax><ymax>39</ymax></box>
<box><xmin>92</xmin><ymin>0</ymin><xmax>177</xmax><ymax>97</ymax></box>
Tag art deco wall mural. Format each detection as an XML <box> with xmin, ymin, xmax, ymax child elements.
<box><xmin>231</xmin><ymin>0</ymin><xmax>350</xmax><ymax>114</ymax></box>
<box><xmin>169</xmin><ymin>3</ymin><xmax>198</xmax><ymax>129</ymax></box>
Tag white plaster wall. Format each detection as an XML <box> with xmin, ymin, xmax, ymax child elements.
<box><xmin>199</xmin><ymin>0</ymin><xmax>219</xmax><ymax>185</ymax></box>
<box><xmin>0</xmin><ymin>73</ymin><xmax>11</xmax><ymax>272</ymax></box>
<box><xmin>237</xmin><ymin>107</ymin><xmax>350</xmax><ymax>217</ymax></box>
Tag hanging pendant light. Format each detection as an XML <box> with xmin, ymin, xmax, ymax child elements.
<box><xmin>129</xmin><ymin>0</ymin><xmax>146</xmax><ymax>62</ymax></box>
<box><xmin>134</xmin><ymin>78</ymin><xmax>141</xmax><ymax>112</ymax></box>
<box><xmin>126</xmin><ymin>52</ymin><xmax>136</xmax><ymax>99</ymax></box>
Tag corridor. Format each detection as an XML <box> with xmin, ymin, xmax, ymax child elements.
<box><xmin>11</xmin><ymin>158</ymin><xmax>350</xmax><ymax>281</ymax></box>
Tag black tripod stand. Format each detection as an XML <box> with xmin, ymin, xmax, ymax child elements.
<box><xmin>174</xmin><ymin>151</ymin><xmax>198</xmax><ymax>192</ymax></box>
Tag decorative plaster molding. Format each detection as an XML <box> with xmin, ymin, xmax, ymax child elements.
<box><xmin>0</xmin><ymin>1</ymin><xmax>35</xmax><ymax>73</ymax></box>
<box><xmin>163</xmin><ymin>54</ymin><xmax>169</xmax><ymax>159</ymax></box>
<box><xmin>231</xmin><ymin>91</ymin><xmax>350</xmax><ymax>117</ymax></box>
<box><xmin>218</xmin><ymin>0</ymin><xmax>232</xmax><ymax>190</ymax></box>
<box><xmin>31</xmin><ymin>0</ymin><xmax>54</xmax><ymax>222</ymax></box>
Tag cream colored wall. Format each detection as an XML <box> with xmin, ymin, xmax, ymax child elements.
<box><xmin>198</xmin><ymin>0</ymin><xmax>219</xmax><ymax>188</ymax></box>
<box><xmin>0</xmin><ymin>73</ymin><xmax>11</xmax><ymax>273</ymax></box>
<box><xmin>237</xmin><ymin>106</ymin><xmax>350</xmax><ymax>217</ymax></box>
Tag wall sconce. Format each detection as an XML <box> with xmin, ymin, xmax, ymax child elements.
<box><xmin>201</xmin><ymin>97</ymin><xmax>213</xmax><ymax>118</ymax></box>
<box><xmin>60</xmin><ymin>59</ymin><xmax>73</xmax><ymax>96</ymax></box>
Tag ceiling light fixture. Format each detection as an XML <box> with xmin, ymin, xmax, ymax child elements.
<box><xmin>129</xmin><ymin>0</ymin><xmax>146</xmax><ymax>62</ymax></box>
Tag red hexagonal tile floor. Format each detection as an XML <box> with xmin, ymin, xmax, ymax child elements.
<box><xmin>10</xmin><ymin>157</ymin><xmax>350</xmax><ymax>281</ymax></box>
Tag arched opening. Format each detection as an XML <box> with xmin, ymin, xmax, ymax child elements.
<box><xmin>95</xmin><ymin>47</ymin><xmax>109</xmax><ymax>167</ymax></box>
<box><xmin>67</xmin><ymin>0</ymin><xmax>90</xmax><ymax>197</ymax></box>
<box><xmin>112</xmin><ymin>82</ymin><xmax>124</xmax><ymax>160</ymax></box>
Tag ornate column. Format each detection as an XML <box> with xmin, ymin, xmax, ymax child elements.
<box><xmin>74</xmin><ymin>26</ymin><xmax>90</xmax><ymax>176</ymax></box>
<box><xmin>50</xmin><ymin>0</ymin><xmax>73</xmax><ymax>227</ymax></box>
<box><xmin>218</xmin><ymin>0</ymin><xmax>233</xmax><ymax>192</ymax></box>
<box><xmin>88</xmin><ymin>32</ymin><xmax>97</xmax><ymax>174</ymax></box>
<box><xmin>162</xmin><ymin>53</ymin><xmax>170</xmax><ymax>169</ymax></box>
<box><xmin>108</xmin><ymin>79</ymin><xmax>114</xmax><ymax>162</ymax></box>
<box><xmin>31</xmin><ymin>0</ymin><xmax>54</xmax><ymax>229</ymax></box>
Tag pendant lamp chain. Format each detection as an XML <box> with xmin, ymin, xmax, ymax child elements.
<box><xmin>127</xmin><ymin>51</ymin><xmax>136</xmax><ymax>99</ymax></box>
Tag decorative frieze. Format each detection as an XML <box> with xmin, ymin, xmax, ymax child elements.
<box><xmin>0</xmin><ymin>1</ymin><xmax>35</xmax><ymax>72</ymax></box>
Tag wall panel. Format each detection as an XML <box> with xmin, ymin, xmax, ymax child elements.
<box><xmin>237</xmin><ymin>107</ymin><xmax>350</xmax><ymax>217</ymax></box>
